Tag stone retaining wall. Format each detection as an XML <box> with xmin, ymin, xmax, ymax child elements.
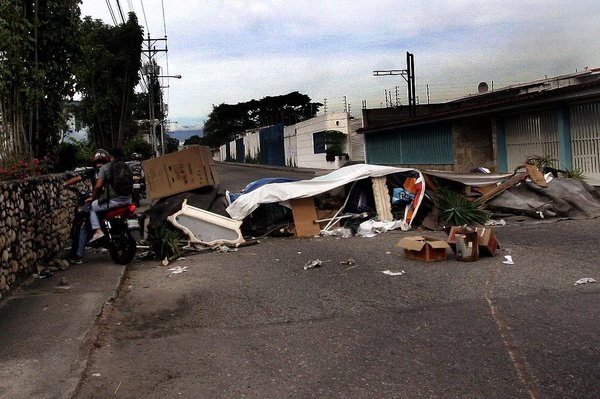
<box><xmin>0</xmin><ymin>173</ymin><xmax>75</xmax><ymax>299</ymax></box>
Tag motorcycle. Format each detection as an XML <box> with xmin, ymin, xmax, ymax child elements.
<box><xmin>131</xmin><ymin>175</ymin><xmax>146</xmax><ymax>206</ymax></box>
<box><xmin>68</xmin><ymin>187</ymin><xmax>141</xmax><ymax>265</ymax></box>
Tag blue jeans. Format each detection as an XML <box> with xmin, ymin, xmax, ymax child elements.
<box><xmin>90</xmin><ymin>197</ymin><xmax>132</xmax><ymax>230</ymax></box>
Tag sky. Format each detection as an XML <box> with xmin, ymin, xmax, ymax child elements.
<box><xmin>80</xmin><ymin>0</ymin><xmax>600</xmax><ymax>131</ymax></box>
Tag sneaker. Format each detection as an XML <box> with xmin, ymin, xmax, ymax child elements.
<box><xmin>89</xmin><ymin>230</ymin><xmax>105</xmax><ymax>243</ymax></box>
<box><xmin>69</xmin><ymin>257</ymin><xmax>83</xmax><ymax>265</ymax></box>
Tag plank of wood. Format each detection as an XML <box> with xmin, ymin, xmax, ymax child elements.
<box><xmin>371</xmin><ymin>176</ymin><xmax>393</xmax><ymax>221</ymax></box>
<box><xmin>478</xmin><ymin>172</ymin><xmax>529</xmax><ymax>204</ymax></box>
<box><xmin>525</xmin><ymin>164</ymin><xmax>548</xmax><ymax>188</ymax></box>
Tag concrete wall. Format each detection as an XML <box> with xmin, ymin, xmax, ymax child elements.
<box><xmin>291</xmin><ymin>112</ymin><xmax>351</xmax><ymax>170</ymax></box>
<box><xmin>452</xmin><ymin>118</ymin><xmax>495</xmax><ymax>172</ymax></box>
<box><xmin>0</xmin><ymin>174</ymin><xmax>74</xmax><ymax>299</ymax></box>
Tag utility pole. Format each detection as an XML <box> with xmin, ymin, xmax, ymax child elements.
<box><xmin>141</xmin><ymin>34</ymin><xmax>168</xmax><ymax>156</ymax></box>
<box><xmin>373</xmin><ymin>51</ymin><xmax>416</xmax><ymax>118</ymax></box>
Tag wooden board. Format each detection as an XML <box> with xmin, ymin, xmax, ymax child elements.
<box><xmin>371</xmin><ymin>176</ymin><xmax>393</xmax><ymax>221</ymax></box>
<box><xmin>290</xmin><ymin>197</ymin><xmax>321</xmax><ymax>237</ymax></box>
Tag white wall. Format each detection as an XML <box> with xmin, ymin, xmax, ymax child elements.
<box><xmin>284</xmin><ymin>127</ymin><xmax>298</xmax><ymax>167</ymax></box>
<box><xmin>292</xmin><ymin>112</ymin><xmax>351</xmax><ymax>170</ymax></box>
<box><xmin>243</xmin><ymin>129</ymin><xmax>261</xmax><ymax>161</ymax></box>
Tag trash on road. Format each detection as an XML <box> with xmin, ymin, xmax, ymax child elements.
<box><xmin>382</xmin><ymin>269</ymin><xmax>406</xmax><ymax>276</ymax></box>
<box><xmin>574</xmin><ymin>277</ymin><xmax>596</xmax><ymax>285</ymax></box>
<box><xmin>304</xmin><ymin>259</ymin><xmax>329</xmax><ymax>270</ymax></box>
<box><xmin>397</xmin><ymin>236</ymin><xmax>450</xmax><ymax>262</ymax></box>
<box><xmin>339</xmin><ymin>258</ymin><xmax>355</xmax><ymax>266</ymax></box>
<box><xmin>216</xmin><ymin>245</ymin><xmax>238</xmax><ymax>253</ymax></box>
<box><xmin>502</xmin><ymin>255</ymin><xmax>515</xmax><ymax>265</ymax></box>
<box><xmin>168</xmin><ymin>266</ymin><xmax>188</xmax><ymax>275</ymax></box>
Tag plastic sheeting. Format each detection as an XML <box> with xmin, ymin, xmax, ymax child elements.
<box><xmin>226</xmin><ymin>164</ymin><xmax>424</xmax><ymax>223</ymax></box>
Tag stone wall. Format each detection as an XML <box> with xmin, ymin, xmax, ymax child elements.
<box><xmin>0</xmin><ymin>173</ymin><xmax>74</xmax><ymax>299</ymax></box>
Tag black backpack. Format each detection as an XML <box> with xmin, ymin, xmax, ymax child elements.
<box><xmin>107</xmin><ymin>160</ymin><xmax>134</xmax><ymax>197</ymax></box>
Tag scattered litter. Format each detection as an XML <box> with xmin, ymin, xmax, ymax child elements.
<box><xmin>161</xmin><ymin>257</ymin><xmax>169</xmax><ymax>266</ymax></box>
<box><xmin>502</xmin><ymin>255</ymin><xmax>515</xmax><ymax>265</ymax></box>
<box><xmin>386</xmin><ymin>251</ymin><xmax>391</xmax><ymax>255</ymax></box>
<box><xmin>339</xmin><ymin>258</ymin><xmax>355</xmax><ymax>266</ymax></box>
<box><xmin>33</xmin><ymin>269</ymin><xmax>53</xmax><ymax>279</ymax></box>
<box><xmin>92</xmin><ymin>373</ymin><xmax>101</xmax><ymax>377</ymax></box>
<box><xmin>320</xmin><ymin>227</ymin><xmax>352</xmax><ymax>238</ymax></box>
<box><xmin>216</xmin><ymin>245</ymin><xmax>238</xmax><ymax>253</ymax></box>
<box><xmin>574</xmin><ymin>277</ymin><xmax>596</xmax><ymax>286</ymax></box>
<box><xmin>168</xmin><ymin>266</ymin><xmax>188</xmax><ymax>275</ymax></box>
<box><xmin>382</xmin><ymin>269</ymin><xmax>406</xmax><ymax>276</ymax></box>
<box><xmin>177</xmin><ymin>257</ymin><xmax>187</xmax><ymax>261</ymax></box>
<box><xmin>357</xmin><ymin>220</ymin><xmax>407</xmax><ymax>238</ymax></box>
<box><xmin>59</xmin><ymin>277</ymin><xmax>69</xmax><ymax>286</ymax></box>
<box><xmin>304</xmin><ymin>259</ymin><xmax>329</xmax><ymax>270</ymax></box>
<box><xmin>485</xmin><ymin>219</ymin><xmax>506</xmax><ymax>226</ymax></box>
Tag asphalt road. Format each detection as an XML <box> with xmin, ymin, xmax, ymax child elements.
<box><xmin>73</xmin><ymin>163</ymin><xmax>600</xmax><ymax>399</ymax></box>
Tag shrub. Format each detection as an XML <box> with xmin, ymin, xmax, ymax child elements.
<box><xmin>438</xmin><ymin>188</ymin><xmax>491</xmax><ymax>226</ymax></box>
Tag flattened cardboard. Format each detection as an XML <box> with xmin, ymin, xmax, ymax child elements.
<box><xmin>291</xmin><ymin>197</ymin><xmax>321</xmax><ymax>237</ymax></box>
<box><xmin>142</xmin><ymin>146</ymin><xmax>219</xmax><ymax>200</ymax></box>
<box><xmin>447</xmin><ymin>226</ymin><xmax>499</xmax><ymax>257</ymax></box>
<box><xmin>397</xmin><ymin>236</ymin><xmax>450</xmax><ymax>262</ymax></box>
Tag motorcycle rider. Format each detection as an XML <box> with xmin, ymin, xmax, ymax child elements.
<box><xmin>63</xmin><ymin>149</ymin><xmax>110</xmax><ymax>264</ymax></box>
<box><xmin>129</xmin><ymin>152</ymin><xmax>146</xmax><ymax>203</ymax></box>
<box><xmin>88</xmin><ymin>148</ymin><xmax>133</xmax><ymax>242</ymax></box>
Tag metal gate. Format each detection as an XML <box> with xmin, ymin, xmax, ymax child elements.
<box><xmin>235</xmin><ymin>138</ymin><xmax>245</xmax><ymax>163</ymax></box>
<box><xmin>570</xmin><ymin>102</ymin><xmax>600</xmax><ymax>184</ymax></box>
<box><xmin>259</xmin><ymin>124</ymin><xmax>285</xmax><ymax>166</ymax></box>
<box><xmin>504</xmin><ymin>109</ymin><xmax>559</xmax><ymax>170</ymax></box>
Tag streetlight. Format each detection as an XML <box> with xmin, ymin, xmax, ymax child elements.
<box><xmin>158</xmin><ymin>74</ymin><xmax>182</xmax><ymax>79</ymax></box>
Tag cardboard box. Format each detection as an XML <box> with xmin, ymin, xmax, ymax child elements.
<box><xmin>447</xmin><ymin>226</ymin><xmax>499</xmax><ymax>257</ymax></box>
<box><xmin>397</xmin><ymin>236</ymin><xmax>450</xmax><ymax>262</ymax></box>
<box><xmin>142</xmin><ymin>146</ymin><xmax>219</xmax><ymax>200</ymax></box>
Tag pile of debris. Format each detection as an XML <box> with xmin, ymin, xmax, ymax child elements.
<box><xmin>141</xmin><ymin>147</ymin><xmax>600</xmax><ymax>256</ymax></box>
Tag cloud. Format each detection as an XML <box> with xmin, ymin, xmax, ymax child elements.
<box><xmin>81</xmin><ymin>0</ymin><xmax>600</xmax><ymax>124</ymax></box>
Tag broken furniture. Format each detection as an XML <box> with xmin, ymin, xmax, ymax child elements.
<box><xmin>167</xmin><ymin>199</ymin><xmax>244</xmax><ymax>247</ymax></box>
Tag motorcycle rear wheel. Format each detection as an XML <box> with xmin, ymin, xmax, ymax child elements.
<box><xmin>109</xmin><ymin>235</ymin><xmax>137</xmax><ymax>265</ymax></box>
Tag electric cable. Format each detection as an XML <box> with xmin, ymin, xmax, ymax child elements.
<box><xmin>105</xmin><ymin>0</ymin><xmax>118</xmax><ymax>25</ymax></box>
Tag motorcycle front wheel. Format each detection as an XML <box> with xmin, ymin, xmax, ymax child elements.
<box><xmin>109</xmin><ymin>234</ymin><xmax>137</xmax><ymax>265</ymax></box>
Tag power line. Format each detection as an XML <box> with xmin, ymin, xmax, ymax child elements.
<box><xmin>139</xmin><ymin>0</ymin><xmax>150</xmax><ymax>37</ymax></box>
<box><xmin>105</xmin><ymin>0</ymin><xmax>118</xmax><ymax>25</ymax></box>
<box><xmin>161</xmin><ymin>0</ymin><xmax>167</xmax><ymax>37</ymax></box>
<box><xmin>114</xmin><ymin>0</ymin><xmax>126</xmax><ymax>23</ymax></box>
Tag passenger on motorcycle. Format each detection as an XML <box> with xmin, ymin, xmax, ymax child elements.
<box><xmin>129</xmin><ymin>152</ymin><xmax>144</xmax><ymax>177</ymax></box>
<box><xmin>128</xmin><ymin>152</ymin><xmax>146</xmax><ymax>204</ymax></box>
<box><xmin>63</xmin><ymin>149</ymin><xmax>110</xmax><ymax>264</ymax></box>
<box><xmin>88</xmin><ymin>148</ymin><xmax>133</xmax><ymax>242</ymax></box>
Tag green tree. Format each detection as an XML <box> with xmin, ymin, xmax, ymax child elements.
<box><xmin>0</xmin><ymin>0</ymin><xmax>81</xmax><ymax>162</ymax></box>
<box><xmin>184</xmin><ymin>135</ymin><xmax>203</xmax><ymax>146</ymax></box>
<box><xmin>75</xmin><ymin>13</ymin><xmax>143</xmax><ymax>150</ymax></box>
<box><xmin>163</xmin><ymin>136</ymin><xmax>180</xmax><ymax>154</ymax></box>
<box><xmin>202</xmin><ymin>91</ymin><xmax>321</xmax><ymax>147</ymax></box>
<box><xmin>124</xmin><ymin>135</ymin><xmax>153</xmax><ymax>160</ymax></box>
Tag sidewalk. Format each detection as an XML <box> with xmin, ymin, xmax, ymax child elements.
<box><xmin>0</xmin><ymin>251</ymin><xmax>126</xmax><ymax>399</ymax></box>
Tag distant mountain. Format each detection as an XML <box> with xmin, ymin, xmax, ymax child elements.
<box><xmin>169</xmin><ymin>129</ymin><xmax>203</xmax><ymax>142</ymax></box>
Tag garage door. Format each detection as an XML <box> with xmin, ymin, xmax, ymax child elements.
<box><xmin>570</xmin><ymin>102</ymin><xmax>600</xmax><ymax>185</ymax></box>
<box><xmin>504</xmin><ymin>109</ymin><xmax>559</xmax><ymax>171</ymax></box>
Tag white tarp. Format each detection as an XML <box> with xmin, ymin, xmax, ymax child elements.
<box><xmin>226</xmin><ymin>163</ymin><xmax>423</xmax><ymax>221</ymax></box>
